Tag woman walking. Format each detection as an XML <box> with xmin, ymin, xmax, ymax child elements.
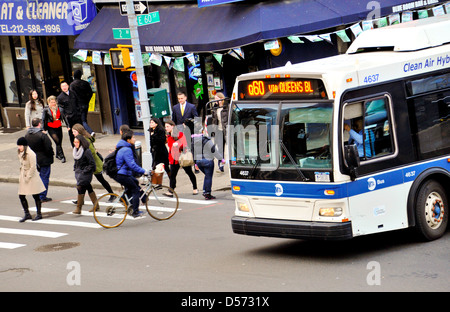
<box><xmin>41</xmin><ymin>95</ymin><xmax>69</xmax><ymax>163</ymax></box>
<box><xmin>72</xmin><ymin>134</ymin><xmax>97</xmax><ymax>214</ymax></box>
<box><xmin>16</xmin><ymin>137</ymin><xmax>46</xmax><ymax>222</ymax></box>
<box><xmin>149</xmin><ymin>118</ymin><xmax>170</xmax><ymax>176</ymax></box>
<box><xmin>72</xmin><ymin>123</ymin><xmax>114</xmax><ymax>202</ymax></box>
<box><xmin>164</xmin><ymin>120</ymin><xmax>198</xmax><ymax>197</ymax></box>
<box><xmin>24</xmin><ymin>90</ymin><xmax>45</xmax><ymax>129</ymax></box>
<box><xmin>185</xmin><ymin>119</ymin><xmax>223</xmax><ymax>200</ymax></box>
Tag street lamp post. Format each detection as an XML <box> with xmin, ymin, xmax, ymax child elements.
<box><xmin>125</xmin><ymin>0</ymin><xmax>152</xmax><ymax>170</ymax></box>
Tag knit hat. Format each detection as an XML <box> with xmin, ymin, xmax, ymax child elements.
<box><xmin>17</xmin><ymin>137</ymin><xmax>28</xmax><ymax>146</ymax></box>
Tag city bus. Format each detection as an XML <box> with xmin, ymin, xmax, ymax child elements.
<box><xmin>229</xmin><ymin>15</ymin><xmax>450</xmax><ymax>241</ymax></box>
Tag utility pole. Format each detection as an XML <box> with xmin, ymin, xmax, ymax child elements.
<box><xmin>125</xmin><ymin>0</ymin><xmax>152</xmax><ymax>170</ymax></box>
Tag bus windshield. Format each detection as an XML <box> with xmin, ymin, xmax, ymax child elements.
<box><xmin>230</xmin><ymin>101</ymin><xmax>333</xmax><ymax>170</ymax></box>
<box><xmin>280</xmin><ymin>102</ymin><xmax>332</xmax><ymax>169</ymax></box>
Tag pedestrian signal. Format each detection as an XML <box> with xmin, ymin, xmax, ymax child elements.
<box><xmin>109</xmin><ymin>48</ymin><xmax>131</xmax><ymax>70</ymax></box>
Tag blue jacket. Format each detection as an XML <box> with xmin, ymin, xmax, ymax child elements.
<box><xmin>115</xmin><ymin>139</ymin><xmax>145</xmax><ymax>176</ymax></box>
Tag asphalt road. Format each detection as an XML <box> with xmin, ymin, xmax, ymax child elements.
<box><xmin>0</xmin><ymin>182</ymin><xmax>449</xmax><ymax>296</ymax></box>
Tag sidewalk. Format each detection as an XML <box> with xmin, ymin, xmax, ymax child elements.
<box><xmin>0</xmin><ymin>128</ymin><xmax>231</xmax><ymax>198</ymax></box>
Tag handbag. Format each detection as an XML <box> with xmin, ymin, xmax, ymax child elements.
<box><xmin>178</xmin><ymin>148</ymin><xmax>194</xmax><ymax>167</ymax></box>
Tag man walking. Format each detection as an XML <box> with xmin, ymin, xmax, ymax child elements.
<box><xmin>57</xmin><ymin>81</ymin><xmax>82</xmax><ymax>147</ymax></box>
<box><xmin>25</xmin><ymin>118</ymin><xmax>54</xmax><ymax>202</ymax></box>
<box><xmin>70</xmin><ymin>69</ymin><xmax>94</xmax><ymax>135</ymax></box>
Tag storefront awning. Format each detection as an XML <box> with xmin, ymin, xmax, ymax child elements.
<box><xmin>74</xmin><ymin>0</ymin><xmax>447</xmax><ymax>53</ymax></box>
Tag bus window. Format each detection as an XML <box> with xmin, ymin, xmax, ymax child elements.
<box><xmin>343</xmin><ymin>97</ymin><xmax>394</xmax><ymax>162</ymax></box>
<box><xmin>411</xmin><ymin>89</ymin><xmax>450</xmax><ymax>158</ymax></box>
<box><xmin>230</xmin><ymin>103</ymin><xmax>278</xmax><ymax>168</ymax></box>
<box><xmin>280</xmin><ymin>102</ymin><xmax>332</xmax><ymax>169</ymax></box>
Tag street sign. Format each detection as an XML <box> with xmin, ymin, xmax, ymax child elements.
<box><xmin>137</xmin><ymin>11</ymin><xmax>160</xmax><ymax>27</ymax></box>
<box><xmin>113</xmin><ymin>28</ymin><xmax>131</xmax><ymax>40</ymax></box>
<box><xmin>119</xmin><ymin>1</ymin><xmax>148</xmax><ymax>15</ymax></box>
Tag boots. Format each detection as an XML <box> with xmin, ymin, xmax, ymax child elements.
<box><xmin>88</xmin><ymin>192</ymin><xmax>98</xmax><ymax>212</ymax></box>
<box><xmin>19</xmin><ymin>207</ymin><xmax>32</xmax><ymax>223</ymax></box>
<box><xmin>33</xmin><ymin>199</ymin><xmax>42</xmax><ymax>221</ymax></box>
<box><xmin>72</xmin><ymin>194</ymin><xmax>85</xmax><ymax>214</ymax></box>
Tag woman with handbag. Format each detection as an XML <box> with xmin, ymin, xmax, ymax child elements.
<box><xmin>164</xmin><ymin>120</ymin><xmax>198</xmax><ymax>197</ymax></box>
<box><xmin>72</xmin><ymin>123</ymin><xmax>114</xmax><ymax>204</ymax></box>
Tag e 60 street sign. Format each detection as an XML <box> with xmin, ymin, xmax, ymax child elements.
<box><xmin>137</xmin><ymin>11</ymin><xmax>160</xmax><ymax>26</ymax></box>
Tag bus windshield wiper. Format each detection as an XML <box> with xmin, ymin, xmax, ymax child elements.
<box><xmin>280</xmin><ymin>142</ymin><xmax>309</xmax><ymax>182</ymax></box>
<box><xmin>249</xmin><ymin>156</ymin><xmax>261</xmax><ymax>179</ymax></box>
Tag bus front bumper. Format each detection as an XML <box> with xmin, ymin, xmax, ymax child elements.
<box><xmin>231</xmin><ymin>216</ymin><xmax>353</xmax><ymax>240</ymax></box>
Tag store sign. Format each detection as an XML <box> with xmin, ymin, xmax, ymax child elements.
<box><xmin>0</xmin><ymin>0</ymin><xmax>97</xmax><ymax>36</ymax></box>
<box><xmin>197</xmin><ymin>0</ymin><xmax>245</xmax><ymax>8</ymax></box>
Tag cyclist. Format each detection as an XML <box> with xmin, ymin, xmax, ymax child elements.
<box><xmin>114</xmin><ymin>130</ymin><xmax>149</xmax><ymax>218</ymax></box>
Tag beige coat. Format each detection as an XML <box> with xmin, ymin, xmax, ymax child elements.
<box><xmin>18</xmin><ymin>148</ymin><xmax>46</xmax><ymax>195</ymax></box>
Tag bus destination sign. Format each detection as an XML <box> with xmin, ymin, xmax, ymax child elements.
<box><xmin>238</xmin><ymin>78</ymin><xmax>327</xmax><ymax>100</ymax></box>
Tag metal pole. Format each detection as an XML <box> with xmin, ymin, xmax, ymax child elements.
<box><xmin>125</xmin><ymin>0</ymin><xmax>152</xmax><ymax>170</ymax></box>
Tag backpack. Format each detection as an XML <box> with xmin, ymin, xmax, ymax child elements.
<box><xmin>103</xmin><ymin>146</ymin><xmax>123</xmax><ymax>179</ymax></box>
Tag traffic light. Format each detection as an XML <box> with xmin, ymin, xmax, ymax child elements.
<box><xmin>109</xmin><ymin>48</ymin><xmax>131</xmax><ymax>70</ymax></box>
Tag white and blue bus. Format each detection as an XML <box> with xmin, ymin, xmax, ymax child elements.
<box><xmin>229</xmin><ymin>15</ymin><xmax>450</xmax><ymax>241</ymax></box>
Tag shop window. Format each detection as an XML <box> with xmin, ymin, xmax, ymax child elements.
<box><xmin>13</xmin><ymin>37</ymin><xmax>32</xmax><ymax>105</ymax></box>
<box><xmin>71</xmin><ymin>53</ymin><xmax>98</xmax><ymax>112</ymax></box>
<box><xmin>1</xmin><ymin>37</ymin><xmax>16</xmax><ymax>104</ymax></box>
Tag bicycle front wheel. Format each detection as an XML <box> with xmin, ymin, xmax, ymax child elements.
<box><xmin>145</xmin><ymin>185</ymin><xmax>179</xmax><ymax>220</ymax></box>
<box><xmin>93</xmin><ymin>193</ymin><xmax>128</xmax><ymax>228</ymax></box>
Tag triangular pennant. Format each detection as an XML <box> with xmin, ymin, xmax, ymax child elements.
<box><xmin>213</xmin><ymin>53</ymin><xmax>223</xmax><ymax>66</ymax></box>
<box><xmin>173</xmin><ymin>57</ymin><xmax>185</xmax><ymax>71</ymax></box>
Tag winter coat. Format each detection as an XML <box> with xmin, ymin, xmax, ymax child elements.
<box><xmin>88</xmin><ymin>136</ymin><xmax>103</xmax><ymax>175</ymax></box>
<box><xmin>25</xmin><ymin>127</ymin><xmax>54</xmax><ymax>167</ymax></box>
<box><xmin>191</xmin><ymin>134</ymin><xmax>223</xmax><ymax>161</ymax></box>
<box><xmin>18</xmin><ymin>148</ymin><xmax>46</xmax><ymax>195</ymax></box>
<box><xmin>70</xmin><ymin>79</ymin><xmax>93</xmax><ymax>111</ymax></box>
<box><xmin>150</xmin><ymin>126</ymin><xmax>169</xmax><ymax>167</ymax></box>
<box><xmin>115</xmin><ymin>139</ymin><xmax>145</xmax><ymax>176</ymax></box>
<box><xmin>57</xmin><ymin>91</ymin><xmax>80</xmax><ymax>122</ymax></box>
<box><xmin>73</xmin><ymin>147</ymin><xmax>95</xmax><ymax>187</ymax></box>
<box><xmin>24</xmin><ymin>100</ymin><xmax>45</xmax><ymax>128</ymax></box>
<box><xmin>167</xmin><ymin>131</ymin><xmax>187</xmax><ymax>165</ymax></box>
<box><xmin>41</xmin><ymin>106</ymin><xmax>69</xmax><ymax>130</ymax></box>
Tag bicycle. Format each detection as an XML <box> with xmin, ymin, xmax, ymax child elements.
<box><xmin>92</xmin><ymin>175</ymin><xmax>179</xmax><ymax>228</ymax></box>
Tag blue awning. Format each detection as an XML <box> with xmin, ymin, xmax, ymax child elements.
<box><xmin>74</xmin><ymin>0</ymin><xmax>447</xmax><ymax>53</ymax></box>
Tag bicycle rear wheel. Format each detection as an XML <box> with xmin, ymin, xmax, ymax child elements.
<box><xmin>93</xmin><ymin>193</ymin><xmax>128</xmax><ymax>228</ymax></box>
<box><xmin>145</xmin><ymin>185</ymin><xmax>179</xmax><ymax>220</ymax></box>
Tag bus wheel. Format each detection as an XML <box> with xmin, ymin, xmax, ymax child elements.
<box><xmin>415</xmin><ymin>180</ymin><xmax>448</xmax><ymax>241</ymax></box>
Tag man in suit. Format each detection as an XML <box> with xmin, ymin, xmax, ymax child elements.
<box><xmin>172</xmin><ymin>91</ymin><xmax>198</xmax><ymax>126</ymax></box>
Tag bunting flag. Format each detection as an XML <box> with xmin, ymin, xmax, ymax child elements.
<box><xmin>173</xmin><ymin>57</ymin><xmax>185</xmax><ymax>71</ymax></box>
<box><xmin>213</xmin><ymin>53</ymin><xmax>223</xmax><ymax>66</ymax></box>
<box><xmin>73</xmin><ymin>49</ymin><xmax>88</xmax><ymax>61</ymax></box>
<box><xmin>103</xmin><ymin>53</ymin><xmax>111</xmax><ymax>65</ymax></box>
<box><xmin>186</xmin><ymin>53</ymin><xmax>196</xmax><ymax>65</ymax></box>
<box><xmin>163</xmin><ymin>55</ymin><xmax>173</xmax><ymax>70</ymax></box>
<box><xmin>149</xmin><ymin>53</ymin><xmax>163</xmax><ymax>66</ymax></box>
<box><xmin>92</xmin><ymin>51</ymin><xmax>102</xmax><ymax>65</ymax></box>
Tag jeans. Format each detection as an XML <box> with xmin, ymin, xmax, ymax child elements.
<box><xmin>196</xmin><ymin>159</ymin><xmax>214</xmax><ymax>194</ymax></box>
<box><xmin>38</xmin><ymin>165</ymin><xmax>51</xmax><ymax>200</ymax></box>
<box><xmin>115</xmin><ymin>174</ymin><xmax>140</xmax><ymax>213</ymax></box>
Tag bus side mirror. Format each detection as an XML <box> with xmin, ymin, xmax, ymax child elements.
<box><xmin>344</xmin><ymin>144</ymin><xmax>359</xmax><ymax>181</ymax></box>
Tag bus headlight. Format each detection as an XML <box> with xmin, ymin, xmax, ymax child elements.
<box><xmin>238</xmin><ymin>203</ymin><xmax>250</xmax><ymax>212</ymax></box>
<box><xmin>319</xmin><ymin>207</ymin><xmax>343</xmax><ymax>217</ymax></box>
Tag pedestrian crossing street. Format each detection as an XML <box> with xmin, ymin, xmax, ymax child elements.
<box><xmin>0</xmin><ymin>196</ymin><xmax>217</xmax><ymax>250</ymax></box>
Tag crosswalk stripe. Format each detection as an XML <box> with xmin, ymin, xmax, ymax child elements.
<box><xmin>0</xmin><ymin>214</ymin><xmax>101</xmax><ymax>228</ymax></box>
<box><xmin>0</xmin><ymin>227</ymin><xmax>67</xmax><ymax>238</ymax></box>
<box><xmin>0</xmin><ymin>242</ymin><xmax>26</xmax><ymax>249</ymax></box>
